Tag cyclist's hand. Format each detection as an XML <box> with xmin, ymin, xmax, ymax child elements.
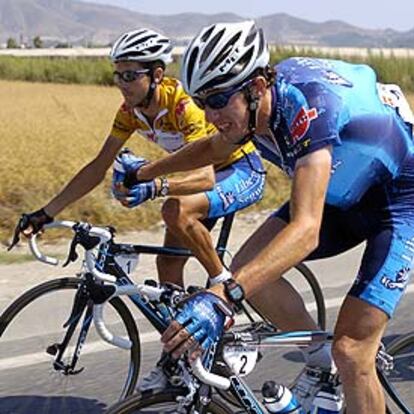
<box><xmin>161</xmin><ymin>291</ymin><xmax>233</xmax><ymax>361</ymax></box>
<box><xmin>115</xmin><ymin>180</ymin><xmax>157</xmax><ymax>208</ymax></box>
<box><xmin>8</xmin><ymin>208</ymin><xmax>54</xmax><ymax>250</ymax></box>
<box><xmin>20</xmin><ymin>208</ymin><xmax>54</xmax><ymax>236</ymax></box>
<box><xmin>112</xmin><ymin>148</ymin><xmax>149</xmax><ymax>197</ymax></box>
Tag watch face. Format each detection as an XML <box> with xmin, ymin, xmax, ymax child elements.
<box><xmin>226</xmin><ymin>281</ymin><xmax>244</xmax><ymax>303</ymax></box>
<box><xmin>230</xmin><ymin>286</ymin><xmax>244</xmax><ymax>301</ymax></box>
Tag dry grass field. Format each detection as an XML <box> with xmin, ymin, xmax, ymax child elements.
<box><xmin>0</xmin><ymin>80</ymin><xmax>165</xmax><ymax>244</ymax></box>
<box><xmin>0</xmin><ymin>80</ymin><xmax>290</xmax><ymax>244</ymax></box>
<box><xmin>1</xmin><ymin>80</ymin><xmax>413</xmax><ymax>244</ymax></box>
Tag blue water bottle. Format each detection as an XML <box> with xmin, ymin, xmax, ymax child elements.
<box><xmin>262</xmin><ymin>380</ymin><xmax>305</xmax><ymax>413</ymax></box>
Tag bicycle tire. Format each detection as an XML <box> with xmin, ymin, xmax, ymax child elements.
<box><xmin>0</xmin><ymin>277</ymin><xmax>141</xmax><ymax>414</ymax></box>
<box><xmin>380</xmin><ymin>333</ymin><xmax>414</xmax><ymax>413</ymax></box>
<box><xmin>106</xmin><ymin>389</ymin><xmax>232</xmax><ymax>414</ymax></box>
<box><xmin>295</xmin><ymin>262</ymin><xmax>326</xmax><ymax>330</ymax></box>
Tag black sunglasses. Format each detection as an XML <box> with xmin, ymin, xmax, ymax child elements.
<box><xmin>113</xmin><ymin>69</ymin><xmax>150</xmax><ymax>83</ymax></box>
<box><xmin>193</xmin><ymin>80</ymin><xmax>252</xmax><ymax>110</ymax></box>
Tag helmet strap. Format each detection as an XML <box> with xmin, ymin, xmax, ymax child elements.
<box><xmin>135</xmin><ymin>71</ymin><xmax>157</xmax><ymax>109</ymax></box>
<box><xmin>234</xmin><ymin>88</ymin><xmax>259</xmax><ymax>145</ymax></box>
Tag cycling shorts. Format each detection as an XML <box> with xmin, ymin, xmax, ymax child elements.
<box><xmin>273</xmin><ymin>155</ymin><xmax>414</xmax><ymax>317</ymax></box>
<box><xmin>205</xmin><ymin>151</ymin><xmax>265</xmax><ymax>219</ymax></box>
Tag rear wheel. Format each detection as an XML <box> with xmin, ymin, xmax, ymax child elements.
<box><xmin>0</xmin><ymin>277</ymin><xmax>141</xmax><ymax>414</ymax></box>
<box><xmin>381</xmin><ymin>333</ymin><xmax>414</xmax><ymax>413</ymax></box>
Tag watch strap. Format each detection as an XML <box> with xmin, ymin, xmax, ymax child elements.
<box><xmin>157</xmin><ymin>177</ymin><xmax>169</xmax><ymax>197</ymax></box>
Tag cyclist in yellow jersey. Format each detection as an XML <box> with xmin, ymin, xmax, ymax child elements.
<box><xmin>19</xmin><ymin>28</ymin><xmax>265</xmax><ymax>391</ymax></box>
<box><xmin>108</xmin><ymin>29</ymin><xmax>264</xmax><ymax>290</ymax></box>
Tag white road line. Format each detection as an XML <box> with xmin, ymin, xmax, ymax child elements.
<box><xmin>0</xmin><ymin>330</ymin><xmax>161</xmax><ymax>371</ymax></box>
<box><xmin>1</xmin><ymin>284</ymin><xmax>413</xmax><ymax>371</ymax></box>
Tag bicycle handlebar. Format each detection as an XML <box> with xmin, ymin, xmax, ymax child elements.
<box><xmin>29</xmin><ymin>221</ymin><xmax>76</xmax><ymax>265</ymax></box>
<box><xmin>92</xmin><ymin>283</ymin><xmax>165</xmax><ymax>349</ymax></box>
<box><xmin>29</xmin><ymin>220</ymin><xmax>117</xmax><ymax>283</ymax></box>
<box><xmin>190</xmin><ymin>358</ymin><xmax>231</xmax><ymax>390</ymax></box>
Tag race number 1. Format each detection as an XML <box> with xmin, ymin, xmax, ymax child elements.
<box><xmin>114</xmin><ymin>254</ymin><xmax>139</xmax><ymax>276</ymax></box>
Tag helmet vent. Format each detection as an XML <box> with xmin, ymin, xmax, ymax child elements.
<box><xmin>244</xmin><ymin>23</ymin><xmax>258</xmax><ymax>47</ymax></box>
<box><xmin>232</xmin><ymin>46</ymin><xmax>254</xmax><ymax>75</ymax></box>
<box><xmin>257</xmin><ymin>29</ymin><xmax>265</xmax><ymax>56</ymax></box>
<box><xmin>203</xmin><ymin>31</ymin><xmax>241</xmax><ymax>77</ymax></box>
<box><xmin>127</xmin><ymin>30</ymin><xmax>147</xmax><ymax>41</ymax></box>
<box><xmin>187</xmin><ymin>46</ymin><xmax>200</xmax><ymax>87</ymax></box>
<box><xmin>200</xmin><ymin>25</ymin><xmax>216</xmax><ymax>42</ymax></box>
<box><xmin>146</xmin><ymin>45</ymin><xmax>162</xmax><ymax>54</ymax></box>
<box><xmin>200</xmin><ymin>28</ymin><xmax>225</xmax><ymax>64</ymax></box>
<box><xmin>128</xmin><ymin>34</ymin><xmax>157</xmax><ymax>49</ymax></box>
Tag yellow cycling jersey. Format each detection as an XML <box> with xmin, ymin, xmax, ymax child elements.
<box><xmin>110</xmin><ymin>76</ymin><xmax>255</xmax><ymax>170</ymax></box>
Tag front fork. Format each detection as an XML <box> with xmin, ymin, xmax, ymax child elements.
<box><xmin>46</xmin><ymin>280</ymin><xmax>93</xmax><ymax>375</ymax></box>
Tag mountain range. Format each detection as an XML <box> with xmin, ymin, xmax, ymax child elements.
<box><xmin>1</xmin><ymin>0</ymin><xmax>413</xmax><ymax>48</ymax></box>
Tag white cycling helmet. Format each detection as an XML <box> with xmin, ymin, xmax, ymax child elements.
<box><xmin>110</xmin><ymin>29</ymin><xmax>173</xmax><ymax>65</ymax></box>
<box><xmin>181</xmin><ymin>20</ymin><xmax>269</xmax><ymax>96</ymax></box>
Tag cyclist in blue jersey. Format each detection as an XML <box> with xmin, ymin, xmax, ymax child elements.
<box><xmin>122</xmin><ymin>21</ymin><xmax>414</xmax><ymax>414</ymax></box>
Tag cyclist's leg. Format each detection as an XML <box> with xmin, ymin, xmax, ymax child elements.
<box><xmin>333</xmin><ymin>221</ymin><xmax>414</xmax><ymax>414</ymax></box>
<box><xmin>158</xmin><ymin>154</ymin><xmax>265</xmax><ymax>283</ymax></box>
<box><xmin>333</xmin><ymin>298</ymin><xmax>388</xmax><ymax>414</ymax></box>
<box><xmin>157</xmin><ymin>195</ymin><xmax>222</xmax><ymax>283</ymax></box>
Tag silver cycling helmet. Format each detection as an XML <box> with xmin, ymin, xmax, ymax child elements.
<box><xmin>181</xmin><ymin>20</ymin><xmax>269</xmax><ymax>96</ymax></box>
<box><xmin>110</xmin><ymin>28</ymin><xmax>173</xmax><ymax>65</ymax></box>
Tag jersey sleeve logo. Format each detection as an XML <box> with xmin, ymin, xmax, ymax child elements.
<box><xmin>290</xmin><ymin>107</ymin><xmax>318</xmax><ymax>142</ymax></box>
<box><xmin>175</xmin><ymin>98</ymin><xmax>190</xmax><ymax>117</ymax></box>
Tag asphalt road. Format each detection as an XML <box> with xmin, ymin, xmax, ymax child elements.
<box><xmin>0</xmin><ymin>239</ymin><xmax>413</xmax><ymax>413</ymax></box>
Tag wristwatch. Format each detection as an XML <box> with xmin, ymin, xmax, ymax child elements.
<box><xmin>223</xmin><ymin>278</ymin><xmax>245</xmax><ymax>307</ymax></box>
<box><xmin>158</xmin><ymin>177</ymin><xmax>170</xmax><ymax>197</ymax></box>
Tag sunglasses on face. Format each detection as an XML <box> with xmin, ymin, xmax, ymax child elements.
<box><xmin>193</xmin><ymin>80</ymin><xmax>252</xmax><ymax>110</ymax></box>
<box><xmin>113</xmin><ymin>69</ymin><xmax>150</xmax><ymax>83</ymax></box>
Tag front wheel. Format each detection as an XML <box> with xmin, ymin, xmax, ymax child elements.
<box><xmin>0</xmin><ymin>277</ymin><xmax>141</xmax><ymax>414</ymax></box>
<box><xmin>106</xmin><ymin>390</ymin><xmax>232</xmax><ymax>414</ymax></box>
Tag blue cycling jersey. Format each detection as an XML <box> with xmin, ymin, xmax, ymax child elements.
<box><xmin>263</xmin><ymin>58</ymin><xmax>414</xmax><ymax>316</ymax></box>
<box><xmin>254</xmin><ymin>57</ymin><xmax>414</xmax><ymax>209</ymax></box>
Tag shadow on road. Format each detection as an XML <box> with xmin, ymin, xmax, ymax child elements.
<box><xmin>0</xmin><ymin>396</ymin><xmax>106</xmax><ymax>414</ymax></box>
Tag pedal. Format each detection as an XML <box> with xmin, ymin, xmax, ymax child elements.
<box><xmin>66</xmin><ymin>367</ymin><xmax>85</xmax><ymax>376</ymax></box>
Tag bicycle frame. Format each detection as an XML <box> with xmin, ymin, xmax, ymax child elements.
<box><xmin>22</xmin><ymin>220</ymin><xmax>408</xmax><ymax>414</ymax></box>
<box><xmin>25</xmin><ymin>215</ymin><xmax>236</xmax><ymax>375</ymax></box>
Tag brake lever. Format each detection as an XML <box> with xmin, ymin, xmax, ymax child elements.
<box><xmin>62</xmin><ymin>233</ymin><xmax>79</xmax><ymax>267</ymax></box>
<box><xmin>8</xmin><ymin>214</ymin><xmax>30</xmax><ymax>251</ymax></box>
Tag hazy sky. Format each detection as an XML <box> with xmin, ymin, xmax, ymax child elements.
<box><xmin>86</xmin><ymin>0</ymin><xmax>414</xmax><ymax>31</ymax></box>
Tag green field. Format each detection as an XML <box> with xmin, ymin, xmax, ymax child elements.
<box><xmin>1</xmin><ymin>49</ymin><xmax>414</xmax><ymax>91</ymax></box>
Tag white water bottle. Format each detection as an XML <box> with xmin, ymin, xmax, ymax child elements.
<box><xmin>262</xmin><ymin>380</ymin><xmax>305</xmax><ymax>413</ymax></box>
<box><xmin>310</xmin><ymin>384</ymin><xmax>343</xmax><ymax>413</ymax></box>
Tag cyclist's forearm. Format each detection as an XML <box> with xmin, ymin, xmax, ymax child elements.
<box><xmin>44</xmin><ymin>162</ymin><xmax>107</xmax><ymax>216</ymax></box>
<box><xmin>139</xmin><ymin>135</ymin><xmax>229</xmax><ymax>180</ymax></box>
<box><xmin>166</xmin><ymin>166</ymin><xmax>215</xmax><ymax>196</ymax></box>
<box><xmin>237</xmin><ymin>221</ymin><xmax>318</xmax><ymax>296</ymax></box>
